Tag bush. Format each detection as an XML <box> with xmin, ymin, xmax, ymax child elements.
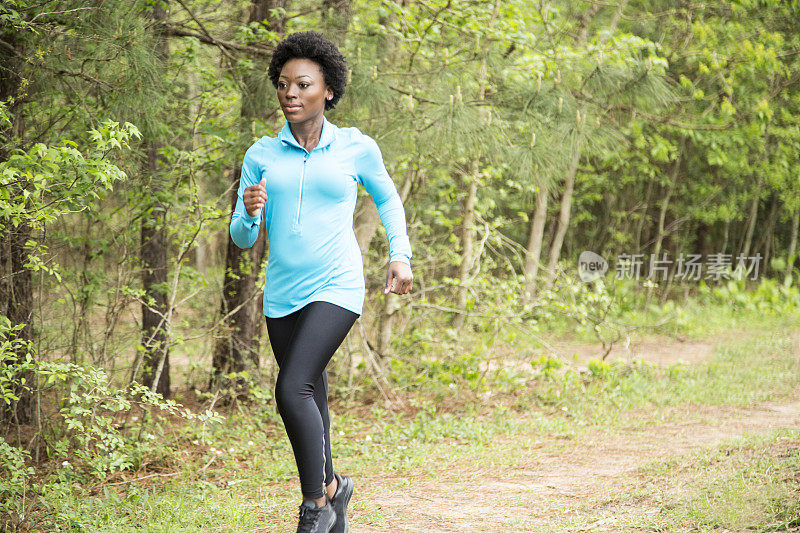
<box><xmin>0</xmin><ymin>322</ymin><xmax>223</xmax><ymax>529</ymax></box>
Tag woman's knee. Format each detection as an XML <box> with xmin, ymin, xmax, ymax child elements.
<box><xmin>274</xmin><ymin>372</ymin><xmax>314</xmax><ymax>410</ymax></box>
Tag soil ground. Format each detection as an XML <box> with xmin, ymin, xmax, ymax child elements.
<box><xmin>257</xmin><ymin>330</ymin><xmax>800</xmax><ymax>532</ymax></box>
<box><xmin>349</xmin><ymin>397</ymin><xmax>800</xmax><ymax>531</ymax></box>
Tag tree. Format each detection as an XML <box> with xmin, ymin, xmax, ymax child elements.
<box><xmin>209</xmin><ymin>0</ymin><xmax>288</xmax><ymax>394</ymax></box>
<box><xmin>0</xmin><ymin>7</ymin><xmax>34</xmax><ymax>425</ymax></box>
<box><xmin>138</xmin><ymin>0</ymin><xmax>172</xmax><ymax>397</ymax></box>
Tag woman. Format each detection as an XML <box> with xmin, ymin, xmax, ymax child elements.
<box><xmin>229</xmin><ymin>31</ymin><xmax>414</xmax><ymax>533</ymax></box>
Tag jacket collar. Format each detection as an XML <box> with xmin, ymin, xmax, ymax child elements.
<box><xmin>278</xmin><ymin>114</ymin><xmax>336</xmax><ymax>152</ymax></box>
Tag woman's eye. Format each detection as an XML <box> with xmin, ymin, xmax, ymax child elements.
<box><xmin>299</xmin><ymin>83</ymin><xmax>309</xmax><ymax>88</ymax></box>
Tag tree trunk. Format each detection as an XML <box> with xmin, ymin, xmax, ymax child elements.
<box><xmin>0</xmin><ymin>27</ymin><xmax>35</xmax><ymax>426</ymax></box>
<box><xmin>695</xmin><ymin>221</ymin><xmax>711</xmax><ymax>264</ymax></box>
<box><xmin>452</xmin><ymin>163</ymin><xmax>478</xmax><ymax>329</ymax></box>
<box><xmin>354</xmin><ymin>201</ymin><xmax>382</xmax><ymax>259</ymax></box>
<box><xmin>544</xmin><ymin>0</ymin><xmax>626</xmax><ymax>289</ymax></box>
<box><xmin>188</xmin><ymin>69</ymin><xmax>209</xmax><ymax>274</ymax></box>
<box><xmin>786</xmin><ymin>210</ymin><xmax>799</xmax><ymax>285</ymax></box>
<box><xmin>210</xmin><ymin>0</ymin><xmax>285</xmax><ymax>392</ymax></box>
<box><xmin>721</xmin><ymin>219</ymin><xmax>730</xmax><ymax>255</ymax></box>
<box><xmin>211</xmin><ymin>175</ymin><xmax>266</xmax><ymax>385</ymax></box>
<box><xmin>659</xmin><ymin>240</ymin><xmax>680</xmax><ymax>306</ymax></box>
<box><xmin>651</xmin><ymin>180</ymin><xmax>674</xmax><ymax>258</ymax></box>
<box><xmin>645</xmin><ymin>144</ymin><xmax>682</xmax><ymax>308</ymax></box>
<box><xmin>635</xmin><ymin>180</ymin><xmax>653</xmax><ymax>254</ymax></box>
<box><xmin>756</xmin><ymin>193</ymin><xmax>778</xmax><ymax>276</ymax></box>
<box><xmin>597</xmin><ymin>191</ymin><xmax>617</xmax><ymax>254</ymax></box>
<box><xmin>349</xmin><ymin>0</ymin><xmax>410</xmax><ymax>373</ymax></box>
<box><xmin>139</xmin><ymin>1</ymin><xmax>171</xmax><ymax>397</ymax></box>
<box><xmin>71</xmin><ymin>217</ymin><xmax>94</xmax><ymax>365</ymax></box>
<box><xmin>576</xmin><ymin>2</ymin><xmax>602</xmax><ymax>43</ymax></box>
<box><xmin>739</xmin><ymin>176</ymin><xmax>762</xmax><ymax>260</ymax></box>
<box><xmin>522</xmin><ymin>183</ymin><xmax>548</xmax><ymax>302</ymax></box>
<box><xmin>452</xmin><ymin>0</ymin><xmax>500</xmax><ymax>328</ymax></box>
<box><xmin>321</xmin><ymin>0</ymin><xmax>351</xmax><ymax>46</ymax></box>
<box><xmin>0</xmin><ymin>219</ymin><xmax>35</xmax><ymax>427</ymax></box>
<box><xmin>544</xmin><ymin>132</ymin><xmax>582</xmax><ymax>289</ymax></box>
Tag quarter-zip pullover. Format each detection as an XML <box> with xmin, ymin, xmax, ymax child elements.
<box><xmin>230</xmin><ymin>115</ymin><xmax>413</xmax><ymax>318</ymax></box>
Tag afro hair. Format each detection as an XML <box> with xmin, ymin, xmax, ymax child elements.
<box><xmin>268</xmin><ymin>31</ymin><xmax>348</xmax><ymax>111</ymax></box>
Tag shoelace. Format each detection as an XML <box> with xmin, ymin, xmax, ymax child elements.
<box><xmin>296</xmin><ymin>504</ymin><xmax>321</xmax><ymax>533</ymax></box>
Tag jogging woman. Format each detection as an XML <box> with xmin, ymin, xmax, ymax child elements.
<box><xmin>229</xmin><ymin>31</ymin><xmax>413</xmax><ymax>533</ymax></box>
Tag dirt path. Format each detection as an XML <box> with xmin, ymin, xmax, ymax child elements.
<box><xmin>342</xmin><ymin>329</ymin><xmax>800</xmax><ymax>532</ymax></box>
<box><xmin>348</xmin><ymin>396</ymin><xmax>800</xmax><ymax>532</ymax></box>
<box><xmin>545</xmin><ymin>327</ymin><xmax>766</xmax><ymax>367</ymax></box>
<box><xmin>480</xmin><ymin>328</ymin><xmax>762</xmax><ymax>378</ymax></box>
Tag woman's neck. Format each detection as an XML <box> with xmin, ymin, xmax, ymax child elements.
<box><xmin>289</xmin><ymin>115</ymin><xmax>324</xmax><ymax>151</ymax></box>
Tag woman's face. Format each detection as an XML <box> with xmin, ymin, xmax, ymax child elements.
<box><xmin>277</xmin><ymin>58</ymin><xmax>333</xmax><ymax>123</ymax></box>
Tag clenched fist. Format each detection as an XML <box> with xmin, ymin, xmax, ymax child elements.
<box><xmin>384</xmin><ymin>261</ymin><xmax>413</xmax><ymax>295</ymax></box>
<box><xmin>244</xmin><ymin>177</ymin><xmax>268</xmax><ymax>217</ymax></box>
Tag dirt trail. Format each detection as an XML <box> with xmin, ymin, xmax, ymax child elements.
<box><xmin>546</xmin><ymin>328</ymin><xmax>764</xmax><ymax>367</ymax></box>
<box><xmin>482</xmin><ymin>329</ymin><xmax>757</xmax><ymax>378</ymax></box>
<box><xmin>347</xmin><ymin>332</ymin><xmax>800</xmax><ymax>532</ymax></box>
<box><xmin>350</xmin><ymin>398</ymin><xmax>800</xmax><ymax>532</ymax></box>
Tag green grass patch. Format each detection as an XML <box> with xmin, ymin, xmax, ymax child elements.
<box><xmin>8</xmin><ymin>302</ymin><xmax>800</xmax><ymax>531</ymax></box>
<box><xmin>550</xmin><ymin>429</ymin><xmax>800</xmax><ymax>532</ymax></box>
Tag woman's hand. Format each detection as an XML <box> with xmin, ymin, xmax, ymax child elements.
<box><xmin>243</xmin><ymin>177</ymin><xmax>268</xmax><ymax>217</ymax></box>
<box><xmin>385</xmin><ymin>261</ymin><xmax>413</xmax><ymax>295</ymax></box>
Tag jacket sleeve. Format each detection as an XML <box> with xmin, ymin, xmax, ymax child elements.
<box><xmin>355</xmin><ymin>135</ymin><xmax>413</xmax><ymax>265</ymax></box>
<box><xmin>229</xmin><ymin>148</ymin><xmax>262</xmax><ymax>249</ymax></box>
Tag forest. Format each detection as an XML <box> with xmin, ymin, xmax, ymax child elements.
<box><xmin>2</xmin><ymin>0</ymin><xmax>800</xmax><ymax>531</ymax></box>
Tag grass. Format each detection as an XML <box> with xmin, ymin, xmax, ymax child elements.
<box><xmin>8</xmin><ymin>299</ymin><xmax>800</xmax><ymax>531</ymax></box>
<box><xmin>654</xmin><ymin>430</ymin><xmax>800</xmax><ymax>531</ymax></box>
<box><xmin>547</xmin><ymin>428</ymin><xmax>800</xmax><ymax>532</ymax></box>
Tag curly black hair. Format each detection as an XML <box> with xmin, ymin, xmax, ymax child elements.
<box><xmin>268</xmin><ymin>31</ymin><xmax>348</xmax><ymax>111</ymax></box>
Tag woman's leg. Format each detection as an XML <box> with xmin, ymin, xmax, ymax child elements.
<box><xmin>266</xmin><ymin>311</ymin><xmax>336</xmax><ymax>491</ymax></box>
<box><xmin>314</xmin><ymin>369</ymin><xmax>334</xmax><ymax>489</ymax></box>
<box><xmin>265</xmin><ymin>301</ymin><xmax>359</xmax><ymax>501</ymax></box>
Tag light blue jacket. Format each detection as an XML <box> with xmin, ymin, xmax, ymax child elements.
<box><xmin>230</xmin><ymin>115</ymin><xmax>412</xmax><ymax>318</ymax></box>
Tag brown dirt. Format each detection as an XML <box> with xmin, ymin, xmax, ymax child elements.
<box><xmin>476</xmin><ymin>329</ymin><xmax>751</xmax><ymax>378</ymax></box>
<box><xmin>348</xmin><ymin>396</ymin><xmax>800</xmax><ymax>532</ymax></box>
<box><xmin>340</xmin><ymin>329</ymin><xmax>800</xmax><ymax>532</ymax></box>
<box><xmin>174</xmin><ymin>328</ymin><xmax>798</xmax><ymax>532</ymax></box>
<box><xmin>545</xmin><ymin>328</ymin><xmax>763</xmax><ymax>367</ymax></box>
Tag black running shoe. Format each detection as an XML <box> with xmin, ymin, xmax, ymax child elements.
<box><xmin>329</xmin><ymin>472</ymin><xmax>353</xmax><ymax>533</ymax></box>
<box><xmin>296</xmin><ymin>496</ymin><xmax>337</xmax><ymax>533</ymax></box>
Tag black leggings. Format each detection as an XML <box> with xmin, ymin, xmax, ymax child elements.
<box><xmin>265</xmin><ymin>300</ymin><xmax>359</xmax><ymax>499</ymax></box>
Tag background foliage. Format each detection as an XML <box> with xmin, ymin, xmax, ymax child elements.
<box><xmin>1</xmin><ymin>0</ymin><xmax>799</xmax><ymax>529</ymax></box>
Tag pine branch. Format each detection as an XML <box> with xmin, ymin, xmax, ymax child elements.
<box><xmin>54</xmin><ymin>69</ymin><xmax>113</xmax><ymax>90</ymax></box>
<box><xmin>172</xmin><ymin>0</ymin><xmax>236</xmax><ymax>63</ymax></box>
<box><xmin>164</xmin><ymin>24</ymin><xmax>269</xmax><ymax>57</ymax></box>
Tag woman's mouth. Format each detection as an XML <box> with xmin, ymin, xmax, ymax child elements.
<box><xmin>284</xmin><ymin>104</ymin><xmax>302</xmax><ymax>112</ymax></box>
